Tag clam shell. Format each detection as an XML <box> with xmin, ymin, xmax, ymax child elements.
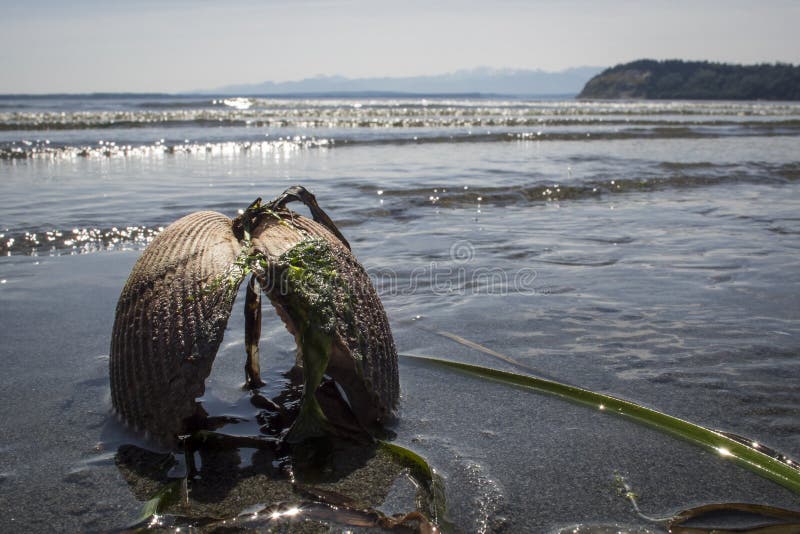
<box><xmin>252</xmin><ymin>213</ymin><xmax>399</xmax><ymax>426</ymax></box>
<box><xmin>110</xmin><ymin>206</ymin><xmax>398</xmax><ymax>444</ymax></box>
<box><xmin>110</xmin><ymin>211</ymin><xmax>243</xmax><ymax>444</ymax></box>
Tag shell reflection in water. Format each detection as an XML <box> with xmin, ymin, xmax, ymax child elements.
<box><xmin>115</xmin><ymin>437</ymin><xmax>444</xmax><ymax>532</ymax></box>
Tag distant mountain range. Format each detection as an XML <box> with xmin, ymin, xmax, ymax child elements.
<box><xmin>203</xmin><ymin>66</ymin><xmax>603</xmax><ymax>96</ymax></box>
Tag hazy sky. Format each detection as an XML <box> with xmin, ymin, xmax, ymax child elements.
<box><xmin>1</xmin><ymin>0</ymin><xmax>797</xmax><ymax>93</ymax></box>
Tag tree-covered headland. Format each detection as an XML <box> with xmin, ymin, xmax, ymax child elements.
<box><xmin>578</xmin><ymin>59</ymin><xmax>800</xmax><ymax>100</ymax></box>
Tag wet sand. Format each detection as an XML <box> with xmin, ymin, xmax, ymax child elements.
<box><xmin>1</xmin><ymin>251</ymin><xmax>798</xmax><ymax>532</ymax></box>
<box><xmin>1</xmin><ymin>96</ymin><xmax>799</xmax><ymax>531</ymax></box>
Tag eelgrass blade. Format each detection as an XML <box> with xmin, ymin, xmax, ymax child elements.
<box><xmin>432</xmin><ymin>329</ymin><xmax>536</xmax><ymax>373</ymax></box>
<box><xmin>402</xmin><ymin>354</ymin><xmax>800</xmax><ymax>496</ymax></box>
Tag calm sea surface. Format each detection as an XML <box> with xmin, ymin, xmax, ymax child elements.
<box><xmin>1</xmin><ymin>95</ymin><xmax>799</xmax><ymax>531</ymax></box>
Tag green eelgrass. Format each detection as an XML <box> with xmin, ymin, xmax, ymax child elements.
<box><xmin>129</xmin><ymin>479</ymin><xmax>185</xmax><ymax>529</ymax></box>
<box><xmin>379</xmin><ymin>440</ymin><xmax>451</xmax><ymax>529</ymax></box>
<box><xmin>402</xmin><ymin>353</ymin><xmax>800</xmax><ymax>496</ymax></box>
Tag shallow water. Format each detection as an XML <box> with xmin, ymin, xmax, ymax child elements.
<box><xmin>0</xmin><ymin>95</ymin><xmax>799</xmax><ymax>532</ymax></box>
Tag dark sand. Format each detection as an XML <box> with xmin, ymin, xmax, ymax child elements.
<box><xmin>1</xmin><ymin>251</ymin><xmax>798</xmax><ymax>532</ymax></box>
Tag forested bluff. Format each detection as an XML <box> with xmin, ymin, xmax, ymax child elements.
<box><xmin>578</xmin><ymin>59</ymin><xmax>800</xmax><ymax>100</ymax></box>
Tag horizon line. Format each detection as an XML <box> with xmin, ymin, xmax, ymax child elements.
<box><xmin>0</xmin><ymin>90</ymin><xmax>580</xmax><ymax>99</ymax></box>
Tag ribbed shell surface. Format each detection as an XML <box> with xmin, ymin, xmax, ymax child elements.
<box><xmin>109</xmin><ymin>211</ymin><xmax>243</xmax><ymax>444</ymax></box>
<box><xmin>320</xmin><ymin>238</ymin><xmax>400</xmax><ymax>423</ymax></box>
<box><xmin>251</xmin><ymin>213</ymin><xmax>399</xmax><ymax>423</ymax></box>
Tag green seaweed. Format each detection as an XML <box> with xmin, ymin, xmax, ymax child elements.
<box><xmin>284</xmin><ymin>323</ymin><xmax>336</xmax><ymax>443</ymax></box>
<box><xmin>199</xmin><ymin>236</ymin><xmax>364</xmax><ymax>443</ymax></box>
<box><xmin>278</xmin><ymin>237</ymin><xmax>364</xmax><ymax>364</ymax></box>
<box><xmin>379</xmin><ymin>440</ymin><xmax>452</xmax><ymax>530</ymax></box>
<box><xmin>277</xmin><ymin>238</ymin><xmax>364</xmax><ymax>441</ymax></box>
<box><xmin>198</xmin><ymin>198</ymin><xmax>294</xmax><ymax>298</ymax></box>
<box><xmin>242</xmin><ymin>197</ymin><xmax>306</xmax><ymax>236</ymax></box>
<box><xmin>130</xmin><ymin>478</ymin><xmax>184</xmax><ymax>528</ymax></box>
<box><xmin>402</xmin><ymin>354</ymin><xmax>800</xmax><ymax>496</ymax></box>
<box><xmin>280</xmin><ymin>237</ymin><xmax>342</xmax><ymax>335</ymax></box>
<box><xmin>196</xmin><ymin>242</ymin><xmax>258</xmax><ymax>302</ymax></box>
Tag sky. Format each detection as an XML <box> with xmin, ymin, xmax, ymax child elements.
<box><xmin>0</xmin><ymin>0</ymin><xmax>798</xmax><ymax>94</ymax></box>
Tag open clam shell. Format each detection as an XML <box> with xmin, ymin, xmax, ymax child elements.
<box><xmin>109</xmin><ymin>192</ymin><xmax>398</xmax><ymax>445</ymax></box>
